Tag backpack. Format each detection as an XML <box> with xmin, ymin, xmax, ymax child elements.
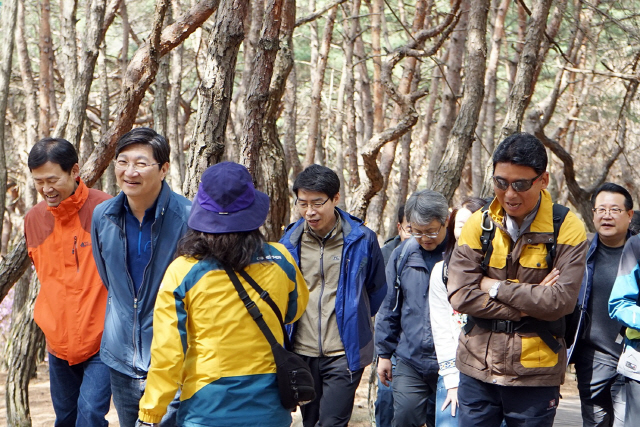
<box><xmin>391</xmin><ymin>239</ymin><xmax>414</xmax><ymax>312</ymax></box>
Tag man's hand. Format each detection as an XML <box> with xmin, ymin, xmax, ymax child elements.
<box><xmin>441</xmin><ymin>387</ymin><xmax>459</xmax><ymax>416</ymax></box>
<box><xmin>377</xmin><ymin>357</ymin><xmax>393</xmax><ymax>387</ymax></box>
<box><xmin>540</xmin><ymin>268</ymin><xmax>559</xmax><ymax>286</ymax></box>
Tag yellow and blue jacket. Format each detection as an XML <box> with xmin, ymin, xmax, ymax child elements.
<box><xmin>138</xmin><ymin>242</ymin><xmax>309</xmax><ymax>427</ymax></box>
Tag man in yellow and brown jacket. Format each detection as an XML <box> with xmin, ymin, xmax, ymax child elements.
<box><xmin>25</xmin><ymin>138</ymin><xmax>112</xmax><ymax>427</ymax></box>
<box><xmin>448</xmin><ymin>133</ymin><xmax>587</xmax><ymax>427</ymax></box>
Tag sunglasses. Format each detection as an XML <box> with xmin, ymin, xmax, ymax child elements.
<box><xmin>492</xmin><ymin>172</ymin><xmax>543</xmax><ymax>193</ymax></box>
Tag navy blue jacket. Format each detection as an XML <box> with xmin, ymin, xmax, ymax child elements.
<box><xmin>280</xmin><ymin>208</ymin><xmax>387</xmax><ymax>371</ymax></box>
<box><xmin>375</xmin><ymin>236</ymin><xmax>445</xmax><ymax>376</ymax></box>
<box><xmin>91</xmin><ymin>181</ymin><xmax>191</xmax><ymax>377</ymax></box>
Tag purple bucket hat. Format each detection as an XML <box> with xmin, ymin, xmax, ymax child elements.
<box><xmin>188</xmin><ymin>162</ymin><xmax>270</xmax><ymax>234</ymax></box>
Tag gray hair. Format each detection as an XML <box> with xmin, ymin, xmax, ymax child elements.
<box><xmin>405</xmin><ymin>190</ymin><xmax>449</xmax><ymax>226</ymax></box>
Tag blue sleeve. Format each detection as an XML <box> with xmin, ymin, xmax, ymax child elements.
<box><xmin>366</xmin><ymin>234</ymin><xmax>388</xmax><ymax>315</ymax></box>
<box><xmin>90</xmin><ymin>206</ymin><xmax>109</xmax><ymax>290</ymax></box>
<box><xmin>374</xmin><ymin>250</ymin><xmax>402</xmax><ymax>359</ymax></box>
<box><xmin>609</xmin><ymin>236</ymin><xmax>640</xmax><ymax>330</ymax></box>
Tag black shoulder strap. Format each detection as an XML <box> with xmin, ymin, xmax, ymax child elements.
<box><xmin>480</xmin><ymin>202</ymin><xmax>495</xmax><ymax>273</ymax></box>
<box><xmin>545</xmin><ymin>204</ymin><xmax>570</xmax><ymax>269</ymax></box>
<box><xmin>392</xmin><ymin>240</ymin><xmax>413</xmax><ymax>311</ymax></box>
<box><xmin>225</xmin><ymin>266</ymin><xmax>281</xmax><ymax>348</ymax></box>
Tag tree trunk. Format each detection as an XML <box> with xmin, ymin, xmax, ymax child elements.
<box><xmin>0</xmin><ymin>0</ymin><xmax>18</xmax><ymax>254</ymax></box>
<box><xmin>4</xmin><ymin>273</ymin><xmax>45</xmax><ymax>427</ymax></box>
<box><xmin>153</xmin><ymin>51</ymin><xmax>170</xmax><ymax>136</ymax></box>
<box><xmin>304</xmin><ymin>5</ymin><xmax>337</xmax><ymax>167</ymax></box>
<box><xmin>240</xmin><ymin>0</ymin><xmax>283</xmax><ymax>176</ymax></box>
<box><xmin>259</xmin><ymin>0</ymin><xmax>295</xmax><ymax>241</ymax></box>
<box><xmin>39</xmin><ymin>0</ymin><xmax>53</xmax><ymax>137</ymax></box>
<box><xmin>343</xmin><ymin>0</ymin><xmax>361</xmax><ymax>191</ymax></box>
<box><xmin>167</xmin><ymin>0</ymin><xmax>185</xmax><ymax>191</ymax></box>
<box><xmin>283</xmin><ymin>67</ymin><xmax>302</xmax><ymax>178</ymax></box>
<box><xmin>432</xmin><ymin>0</ymin><xmax>488</xmax><ymax>201</ymax></box>
<box><xmin>426</xmin><ymin>0</ymin><xmax>469</xmax><ymax>188</ymax></box>
<box><xmin>183</xmin><ymin>0</ymin><xmax>246</xmax><ymax>198</ymax></box>
<box><xmin>16</xmin><ymin>0</ymin><xmax>39</xmax><ymax>209</ymax></box>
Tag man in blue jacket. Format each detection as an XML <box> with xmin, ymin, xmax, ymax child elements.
<box><xmin>375</xmin><ymin>189</ymin><xmax>449</xmax><ymax>427</ymax></box>
<box><xmin>280</xmin><ymin>164</ymin><xmax>387</xmax><ymax>427</ymax></box>
<box><xmin>91</xmin><ymin>128</ymin><xmax>190</xmax><ymax>427</ymax></box>
<box><xmin>570</xmin><ymin>183</ymin><xmax>634</xmax><ymax>427</ymax></box>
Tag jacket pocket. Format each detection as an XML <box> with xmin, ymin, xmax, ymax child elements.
<box><xmin>512</xmin><ymin>333</ymin><xmax>564</xmax><ymax>376</ymax></box>
<box><xmin>457</xmin><ymin>328</ymin><xmax>489</xmax><ymax>371</ymax></box>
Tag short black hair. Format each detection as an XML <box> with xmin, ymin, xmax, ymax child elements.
<box><xmin>115</xmin><ymin>127</ymin><xmax>170</xmax><ymax>168</ymax></box>
<box><xmin>397</xmin><ymin>204</ymin><xmax>406</xmax><ymax>224</ymax></box>
<box><xmin>292</xmin><ymin>164</ymin><xmax>341</xmax><ymax>199</ymax></box>
<box><xmin>28</xmin><ymin>138</ymin><xmax>78</xmax><ymax>172</ymax></box>
<box><xmin>493</xmin><ymin>133</ymin><xmax>547</xmax><ymax>175</ymax></box>
<box><xmin>591</xmin><ymin>182</ymin><xmax>633</xmax><ymax>211</ymax></box>
<box><xmin>630</xmin><ymin>211</ymin><xmax>640</xmax><ymax>235</ymax></box>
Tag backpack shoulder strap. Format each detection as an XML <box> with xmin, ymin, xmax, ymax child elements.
<box><xmin>392</xmin><ymin>240</ymin><xmax>413</xmax><ymax>312</ymax></box>
<box><xmin>545</xmin><ymin>204</ymin><xmax>570</xmax><ymax>269</ymax></box>
<box><xmin>480</xmin><ymin>202</ymin><xmax>495</xmax><ymax>274</ymax></box>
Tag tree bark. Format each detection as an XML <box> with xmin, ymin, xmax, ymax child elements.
<box><xmin>343</xmin><ymin>0</ymin><xmax>361</xmax><ymax>190</ymax></box>
<box><xmin>259</xmin><ymin>0</ymin><xmax>296</xmax><ymax>240</ymax></box>
<box><xmin>183</xmin><ymin>0</ymin><xmax>246</xmax><ymax>198</ymax></box>
<box><xmin>240</xmin><ymin>0</ymin><xmax>284</xmax><ymax>177</ymax></box>
<box><xmin>16</xmin><ymin>0</ymin><xmax>39</xmax><ymax>209</ymax></box>
<box><xmin>167</xmin><ymin>0</ymin><xmax>185</xmax><ymax>191</ymax></box>
<box><xmin>81</xmin><ymin>0</ymin><xmax>220</xmax><ymax>188</ymax></box>
<box><xmin>0</xmin><ymin>0</ymin><xmax>18</xmax><ymax>254</ymax></box>
<box><xmin>4</xmin><ymin>273</ymin><xmax>45</xmax><ymax>427</ymax></box>
<box><xmin>304</xmin><ymin>5</ymin><xmax>337</xmax><ymax>167</ymax></box>
<box><xmin>283</xmin><ymin>67</ymin><xmax>302</xmax><ymax>178</ymax></box>
<box><xmin>39</xmin><ymin>0</ymin><xmax>53</xmax><ymax>138</ymax></box>
<box><xmin>432</xmin><ymin>0</ymin><xmax>488</xmax><ymax>201</ymax></box>
<box><xmin>426</xmin><ymin>0</ymin><xmax>469</xmax><ymax>188</ymax></box>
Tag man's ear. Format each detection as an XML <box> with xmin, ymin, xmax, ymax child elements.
<box><xmin>71</xmin><ymin>163</ymin><xmax>80</xmax><ymax>179</ymax></box>
<box><xmin>539</xmin><ymin>171</ymin><xmax>550</xmax><ymax>190</ymax></box>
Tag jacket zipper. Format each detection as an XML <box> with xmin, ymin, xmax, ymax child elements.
<box><xmin>72</xmin><ymin>236</ymin><xmax>79</xmax><ymax>272</ymax></box>
<box><xmin>318</xmin><ymin>243</ymin><xmax>326</xmax><ymax>356</ymax></box>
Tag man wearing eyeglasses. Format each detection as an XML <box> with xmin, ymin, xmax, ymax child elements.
<box><xmin>375</xmin><ymin>190</ymin><xmax>449</xmax><ymax>427</ymax></box>
<box><xmin>91</xmin><ymin>127</ymin><xmax>191</xmax><ymax>427</ymax></box>
<box><xmin>570</xmin><ymin>183</ymin><xmax>633</xmax><ymax>427</ymax></box>
<box><xmin>447</xmin><ymin>133</ymin><xmax>588</xmax><ymax>427</ymax></box>
<box><xmin>280</xmin><ymin>164</ymin><xmax>387</xmax><ymax>427</ymax></box>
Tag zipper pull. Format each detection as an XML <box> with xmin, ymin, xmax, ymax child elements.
<box><xmin>134</xmin><ymin>297</ymin><xmax>138</xmax><ymax>309</ymax></box>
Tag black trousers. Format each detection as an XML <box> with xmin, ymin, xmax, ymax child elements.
<box><xmin>299</xmin><ymin>354</ymin><xmax>364</xmax><ymax>427</ymax></box>
<box><xmin>457</xmin><ymin>373</ymin><xmax>560</xmax><ymax>427</ymax></box>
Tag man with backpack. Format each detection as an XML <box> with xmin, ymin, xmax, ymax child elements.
<box><xmin>571</xmin><ymin>183</ymin><xmax>634</xmax><ymax>427</ymax></box>
<box><xmin>447</xmin><ymin>133</ymin><xmax>588</xmax><ymax>427</ymax></box>
<box><xmin>375</xmin><ymin>190</ymin><xmax>449</xmax><ymax>427</ymax></box>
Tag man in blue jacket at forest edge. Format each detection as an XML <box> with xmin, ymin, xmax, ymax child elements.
<box><xmin>91</xmin><ymin>128</ymin><xmax>191</xmax><ymax>427</ymax></box>
<box><xmin>280</xmin><ymin>164</ymin><xmax>387</xmax><ymax>427</ymax></box>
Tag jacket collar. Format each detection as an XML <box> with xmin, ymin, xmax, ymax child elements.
<box><xmin>104</xmin><ymin>180</ymin><xmax>172</xmax><ymax>221</ymax></box>
<box><xmin>286</xmin><ymin>207</ymin><xmax>366</xmax><ymax>249</ymax></box>
<box><xmin>488</xmin><ymin>189</ymin><xmax>555</xmax><ymax>235</ymax></box>
<box><xmin>47</xmin><ymin>178</ymin><xmax>88</xmax><ymax>221</ymax></box>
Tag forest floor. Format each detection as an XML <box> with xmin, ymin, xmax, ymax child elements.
<box><xmin>0</xmin><ymin>363</ymin><xmax>579</xmax><ymax>427</ymax></box>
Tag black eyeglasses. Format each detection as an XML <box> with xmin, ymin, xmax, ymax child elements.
<box><xmin>295</xmin><ymin>197</ymin><xmax>330</xmax><ymax>210</ymax></box>
<box><xmin>492</xmin><ymin>172</ymin><xmax>543</xmax><ymax>193</ymax></box>
<box><xmin>592</xmin><ymin>207</ymin><xmax>625</xmax><ymax>216</ymax></box>
<box><xmin>410</xmin><ymin>224</ymin><xmax>443</xmax><ymax>239</ymax></box>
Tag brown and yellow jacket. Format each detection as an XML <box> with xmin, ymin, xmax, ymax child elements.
<box><xmin>448</xmin><ymin>190</ymin><xmax>587</xmax><ymax>386</ymax></box>
<box><xmin>25</xmin><ymin>179</ymin><xmax>111</xmax><ymax>365</ymax></box>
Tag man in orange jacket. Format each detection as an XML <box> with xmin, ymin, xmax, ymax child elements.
<box><xmin>24</xmin><ymin>138</ymin><xmax>112</xmax><ymax>427</ymax></box>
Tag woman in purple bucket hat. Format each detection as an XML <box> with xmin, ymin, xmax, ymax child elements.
<box><xmin>135</xmin><ymin>162</ymin><xmax>309</xmax><ymax>427</ymax></box>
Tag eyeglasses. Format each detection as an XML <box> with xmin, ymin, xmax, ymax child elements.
<box><xmin>114</xmin><ymin>159</ymin><xmax>161</xmax><ymax>172</ymax></box>
<box><xmin>410</xmin><ymin>224</ymin><xmax>443</xmax><ymax>239</ymax></box>
<box><xmin>296</xmin><ymin>197</ymin><xmax>330</xmax><ymax>210</ymax></box>
<box><xmin>492</xmin><ymin>172</ymin><xmax>543</xmax><ymax>193</ymax></box>
<box><xmin>592</xmin><ymin>207</ymin><xmax>626</xmax><ymax>216</ymax></box>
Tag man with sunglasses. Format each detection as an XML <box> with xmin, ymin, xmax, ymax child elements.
<box><xmin>448</xmin><ymin>133</ymin><xmax>588</xmax><ymax>427</ymax></box>
<box><xmin>375</xmin><ymin>190</ymin><xmax>449</xmax><ymax>427</ymax></box>
<box><xmin>280</xmin><ymin>164</ymin><xmax>387</xmax><ymax>427</ymax></box>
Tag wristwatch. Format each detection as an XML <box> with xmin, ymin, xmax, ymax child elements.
<box><xmin>489</xmin><ymin>280</ymin><xmax>508</xmax><ymax>299</ymax></box>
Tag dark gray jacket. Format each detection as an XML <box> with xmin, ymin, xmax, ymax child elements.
<box><xmin>375</xmin><ymin>236</ymin><xmax>446</xmax><ymax>376</ymax></box>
